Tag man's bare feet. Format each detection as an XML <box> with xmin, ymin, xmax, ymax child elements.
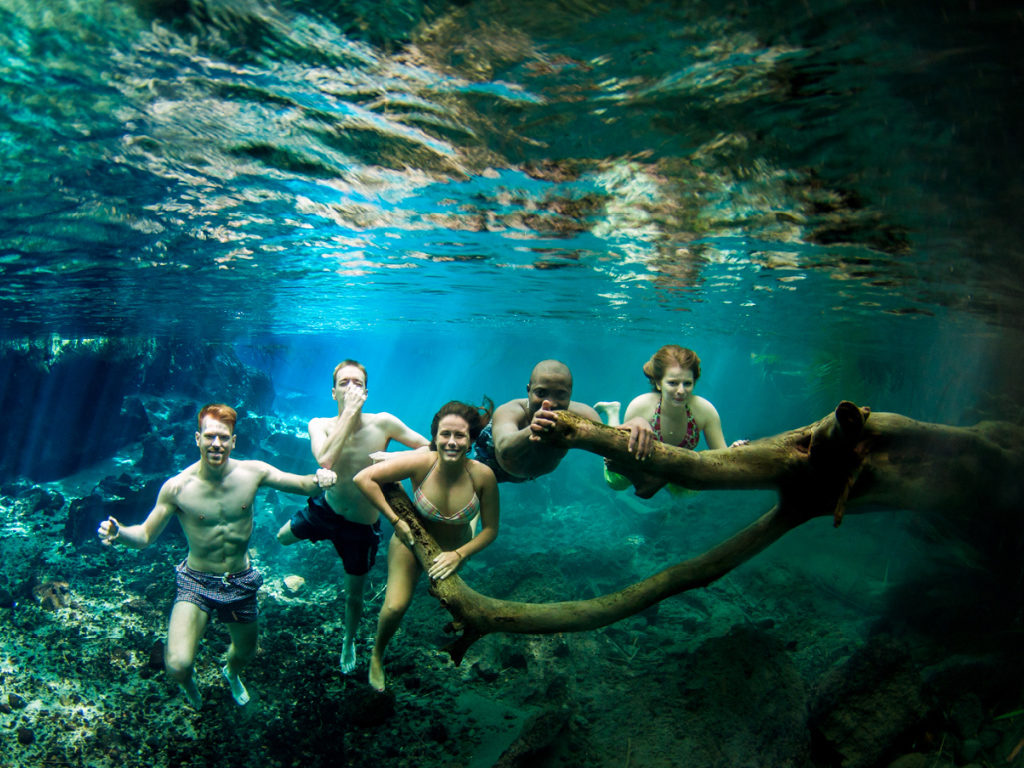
<box><xmin>221</xmin><ymin>664</ymin><xmax>250</xmax><ymax>706</ymax></box>
<box><xmin>179</xmin><ymin>675</ymin><xmax>202</xmax><ymax>709</ymax></box>
<box><xmin>594</xmin><ymin>401</ymin><xmax>621</xmax><ymax>426</ymax></box>
<box><xmin>340</xmin><ymin>637</ymin><xmax>357</xmax><ymax>675</ymax></box>
<box><xmin>368</xmin><ymin>653</ymin><xmax>386</xmax><ymax>692</ymax></box>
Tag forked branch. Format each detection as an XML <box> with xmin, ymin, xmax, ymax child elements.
<box><xmin>384</xmin><ymin>402</ymin><xmax>1024</xmax><ymax>663</ymax></box>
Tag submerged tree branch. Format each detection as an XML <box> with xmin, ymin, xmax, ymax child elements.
<box><xmin>545</xmin><ymin>403</ymin><xmax>1024</xmax><ymax>518</ymax></box>
<box><xmin>383</xmin><ymin>403</ymin><xmax>1024</xmax><ymax>664</ymax></box>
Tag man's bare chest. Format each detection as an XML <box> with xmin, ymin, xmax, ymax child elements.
<box><xmin>332</xmin><ymin>426</ymin><xmax>390</xmax><ymax>469</ymax></box>
<box><xmin>177</xmin><ymin>482</ymin><xmax>256</xmax><ymax>524</ymax></box>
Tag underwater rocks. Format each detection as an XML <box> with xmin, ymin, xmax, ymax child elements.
<box><xmin>339</xmin><ymin>688</ymin><xmax>396</xmax><ymax>728</ymax></box>
<box><xmin>261</xmin><ymin>430</ymin><xmax>315</xmax><ymax>473</ymax></box>
<box><xmin>0</xmin><ymin>485</ymin><xmax>66</xmax><ymax>517</ymax></box>
<box><xmin>146</xmin><ymin>641</ymin><xmax>165</xmax><ymax>672</ymax></box>
<box><xmin>31</xmin><ymin>580</ymin><xmax>71</xmax><ymax>610</ymax></box>
<box><xmin>809</xmin><ymin>636</ymin><xmax>927</xmax><ymax>768</ymax></box>
<box><xmin>64</xmin><ymin>475</ymin><xmax>169</xmax><ymax>548</ymax></box>
<box><xmin>675</xmin><ymin>625</ymin><xmax>811</xmax><ymax>768</ymax></box>
<box><xmin>810</xmin><ymin>640</ymin><xmax>1021</xmax><ymax>768</ymax></box>
<box><xmin>138</xmin><ymin>340</ymin><xmax>275</xmax><ymax>415</ymax></box>
<box><xmin>492</xmin><ymin>706</ymin><xmax>570</xmax><ymax>768</ymax></box>
<box><xmin>0</xmin><ymin>338</ymin><xmax>274</xmax><ymax>482</ymax></box>
<box><xmin>0</xmin><ymin>344</ymin><xmax>151</xmax><ymax>482</ymax></box>
<box><xmin>137</xmin><ymin>433</ymin><xmax>174</xmax><ymax>473</ymax></box>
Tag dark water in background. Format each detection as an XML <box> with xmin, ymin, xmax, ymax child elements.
<box><xmin>1</xmin><ymin>0</ymin><xmax>1023</xmax><ymax>763</ymax></box>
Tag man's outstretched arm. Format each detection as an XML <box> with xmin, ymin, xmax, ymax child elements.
<box><xmin>97</xmin><ymin>479</ymin><xmax>179</xmax><ymax>549</ymax></box>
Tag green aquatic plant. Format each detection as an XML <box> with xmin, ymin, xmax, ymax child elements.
<box><xmin>995</xmin><ymin>709</ymin><xmax>1024</xmax><ymax>721</ymax></box>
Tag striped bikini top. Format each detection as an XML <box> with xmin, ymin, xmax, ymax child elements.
<box><xmin>413</xmin><ymin>459</ymin><xmax>480</xmax><ymax>525</ymax></box>
<box><xmin>651</xmin><ymin>400</ymin><xmax>700</xmax><ymax>450</ymax></box>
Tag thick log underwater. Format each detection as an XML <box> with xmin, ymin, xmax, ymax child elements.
<box><xmin>384</xmin><ymin>403</ymin><xmax>1024</xmax><ymax>664</ymax></box>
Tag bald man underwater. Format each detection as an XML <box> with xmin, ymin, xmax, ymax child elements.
<box><xmin>473</xmin><ymin>360</ymin><xmax>599</xmax><ymax>482</ymax></box>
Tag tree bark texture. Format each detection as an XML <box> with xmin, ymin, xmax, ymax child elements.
<box><xmin>382</xmin><ymin>403</ymin><xmax>1024</xmax><ymax>664</ymax></box>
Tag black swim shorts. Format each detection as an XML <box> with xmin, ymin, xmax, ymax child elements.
<box><xmin>471</xmin><ymin>423</ymin><xmax>529</xmax><ymax>484</ymax></box>
<box><xmin>288</xmin><ymin>495</ymin><xmax>381</xmax><ymax>576</ymax></box>
<box><xmin>174</xmin><ymin>561</ymin><xmax>264</xmax><ymax>623</ymax></box>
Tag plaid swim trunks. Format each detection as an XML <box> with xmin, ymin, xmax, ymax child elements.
<box><xmin>174</xmin><ymin>561</ymin><xmax>264</xmax><ymax>623</ymax></box>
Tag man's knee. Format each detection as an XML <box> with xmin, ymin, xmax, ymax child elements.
<box><xmin>345</xmin><ymin>573</ymin><xmax>367</xmax><ymax>599</ymax></box>
<box><xmin>277</xmin><ymin>521</ymin><xmax>298</xmax><ymax>545</ymax></box>
<box><xmin>230</xmin><ymin>639</ymin><xmax>258</xmax><ymax>664</ymax></box>
<box><xmin>227</xmin><ymin>623</ymin><xmax>260</xmax><ymax>662</ymax></box>
<box><xmin>166</xmin><ymin>601</ymin><xmax>206</xmax><ymax>680</ymax></box>
<box><xmin>346</xmin><ymin>588</ymin><xmax>366</xmax><ymax>610</ymax></box>
<box><xmin>164</xmin><ymin>649</ymin><xmax>195</xmax><ymax>682</ymax></box>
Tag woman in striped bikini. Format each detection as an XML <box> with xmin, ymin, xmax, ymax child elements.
<box><xmin>354</xmin><ymin>400</ymin><xmax>499</xmax><ymax>691</ymax></box>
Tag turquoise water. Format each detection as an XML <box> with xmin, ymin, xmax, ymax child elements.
<box><xmin>2</xmin><ymin>0</ymin><xmax>1019</xmax><ymax>420</ymax></box>
<box><xmin>2</xmin><ymin>0</ymin><xmax>1023</xmax><ymax>766</ymax></box>
<box><xmin>2</xmin><ymin>0</ymin><xmax>1021</xmax><ymax>341</ymax></box>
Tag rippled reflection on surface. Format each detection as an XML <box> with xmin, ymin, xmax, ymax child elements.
<box><xmin>0</xmin><ymin>0</ymin><xmax>1021</xmax><ymax>338</ymax></box>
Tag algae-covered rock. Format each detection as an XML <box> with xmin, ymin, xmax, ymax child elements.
<box><xmin>0</xmin><ymin>339</ymin><xmax>274</xmax><ymax>482</ymax></box>
<box><xmin>810</xmin><ymin>636</ymin><xmax>927</xmax><ymax>768</ymax></box>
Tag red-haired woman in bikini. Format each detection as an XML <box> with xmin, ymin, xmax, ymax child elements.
<box><xmin>596</xmin><ymin>345</ymin><xmax>744</xmax><ymax>490</ymax></box>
